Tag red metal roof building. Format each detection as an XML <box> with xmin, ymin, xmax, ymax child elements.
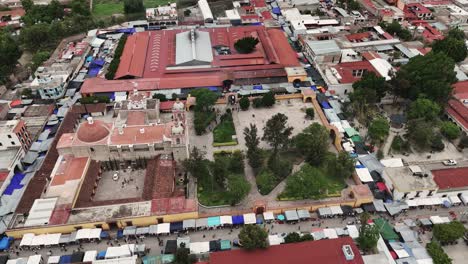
<box><xmin>332</xmin><ymin>61</ymin><xmax>379</xmax><ymax>84</ymax></box>
<box><xmin>208</xmin><ymin>237</ymin><xmax>364</xmax><ymax>264</ymax></box>
<box><xmin>453</xmin><ymin>81</ymin><xmax>468</xmax><ymax>101</ymax></box>
<box><xmin>432</xmin><ymin>167</ymin><xmax>468</xmax><ymax>191</ymax></box>
<box><xmin>82</xmin><ymin>26</ymin><xmax>301</xmax><ymax>95</ymax></box>
<box><xmin>446</xmin><ymin>99</ymin><xmax>468</xmax><ymax>132</ymax></box>
<box><xmin>404</xmin><ymin>3</ymin><xmax>432</xmax><ymax>20</ymax></box>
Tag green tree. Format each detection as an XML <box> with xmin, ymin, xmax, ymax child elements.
<box><xmin>244</xmin><ymin>124</ymin><xmax>262</xmax><ymax>169</ymax></box>
<box><xmin>252</xmin><ymin>97</ymin><xmax>263</xmax><ymax>108</ymax></box>
<box><xmin>284</xmin><ymin>232</ymin><xmax>301</xmax><ymax>243</ymax></box>
<box><xmin>234</xmin><ymin>36</ymin><xmax>259</xmax><ymax>54</ymax></box>
<box><xmin>440</xmin><ymin>121</ymin><xmax>460</xmax><ymax>140</ymax></box>
<box><xmin>262</xmin><ymin>113</ymin><xmax>293</xmax><ymax>155</ymax></box>
<box><xmin>325</xmin><ymin>151</ymin><xmax>355</xmax><ymax>179</ymax></box>
<box><xmin>105</xmin><ymin>35</ymin><xmax>127</xmax><ymax>80</ymax></box>
<box><xmin>239</xmin><ymin>97</ymin><xmax>250</xmax><ymax>110</ymax></box>
<box><xmin>433</xmin><ymin>221</ymin><xmax>466</xmax><ymax>244</ymax></box>
<box><xmin>300</xmin><ymin>233</ymin><xmax>314</xmax><ymax>241</ymax></box>
<box><xmin>349</xmin><ymin>72</ymin><xmax>386</xmax><ymax>122</ymax></box>
<box><xmin>173</xmin><ymin>246</ymin><xmax>196</xmax><ymax>264</ymax></box>
<box><xmin>21</xmin><ymin>0</ymin><xmax>34</xmax><ymax>11</ymax></box>
<box><xmin>391</xmin><ymin>52</ymin><xmax>456</xmax><ymax>105</ymax></box>
<box><xmin>20</xmin><ymin>23</ymin><xmax>52</xmax><ymax>51</ymax></box>
<box><xmin>261</xmin><ymin>91</ymin><xmax>275</xmax><ymax>107</ymax></box>
<box><xmin>227</xmin><ymin>175</ymin><xmax>250</xmax><ymax>205</ymax></box>
<box><xmin>281</xmin><ymin>164</ymin><xmax>328</xmax><ymax>199</ymax></box>
<box><xmin>293</xmin><ymin>123</ymin><xmax>329</xmax><ymax>166</ymax></box>
<box><xmin>426</xmin><ymin>241</ymin><xmax>452</xmax><ymax>264</ymax></box>
<box><xmin>432</xmin><ymin>28</ymin><xmax>467</xmax><ymax>62</ymax></box>
<box><xmin>368</xmin><ymin>117</ymin><xmax>390</xmax><ymax>144</ymax></box>
<box><xmin>31</xmin><ymin>51</ymin><xmax>50</xmax><ymax>71</ymax></box>
<box><xmin>191</xmin><ymin>88</ymin><xmax>218</xmax><ymax>112</ymax></box>
<box><xmin>459</xmin><ymin>135</ymin><xmax>468</xmax><ymax>149</ymax></box>
<box><xmin>305</xmin><ymin>108</ymin><xmax>314</xmax><ymax>119</ymax></box>
<box><xmin>183</xmin><ymin>147</ymin><xmax>209</xmax><ymax>180</ymax></box>
<box><xmin>408</xmin><ymin>98</ymin><xmax>441</xmax><ymax>121</ymax></box>
<box><xmin>356</xmin><ymin>213</ymin><xmax>379</xmax><ymax>253</ymax></box>
<box><xmin>123</xmin><ymin>0</ymin><xmax>144</xmax><ymax>14</ymax></box>
<box><xmin>70</xmin><ymin>0</ymin><xmax>91</xmax><ymax>17</ymax></box>
<box><xmin>152</xmin><ymin>93</ymin><xmax>167</xmax><ymax>101</ymax></box>
<box><xmin>228</xmin><ymin>151</ymin><xmax>245</xmax><ymax>173</ymax></box>
<box><xmin>183</xmin><ymin>9</ymin><xmax>191</xmax><ymax>16</ymax></box>
<box><xmin>0</xmin><ymin>31</ymin><xmax>21</xmax><ymax>82</ymax></box>
<box><xmin>406</xmin><ymin>119</ymin><xmax>435</xmax><ymax>149</ymax></box>
<box><xmin>238</xmin><ymin>225</ymin><xmax>268</xmax><ymax>250</ymax></box>
<box><xmin>381</xmin><ymin>21</ymin><xmax>412</xmax><ymax>41</ymax></box>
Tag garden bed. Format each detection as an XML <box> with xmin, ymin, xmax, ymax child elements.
<box><xmin>213</xmin><ymin>112</ymin><xmax>237</xmax><ymax>145</ymax></box>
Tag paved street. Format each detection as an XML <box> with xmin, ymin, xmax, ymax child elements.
<box><xmin>7</xmin><ymin>205</ymin><xmax>468</xmax><ymax>263</ymax></box>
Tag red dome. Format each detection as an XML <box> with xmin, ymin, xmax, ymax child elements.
<box><xmin>76</xmin><ymin>120</ymin><xmax>110</xmax><ymax>143</ymax></box>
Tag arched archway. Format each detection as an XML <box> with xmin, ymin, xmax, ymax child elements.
<box><xmin>329</xmin><ymin>128</ymin><xmax>336</xmax><ymax>142</ymax></box>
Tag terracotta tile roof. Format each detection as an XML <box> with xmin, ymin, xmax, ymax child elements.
<box><xmin>333</xmin><ymin>61</ymin><xmax>378</xmax><ymax>84</ymax></box>
<box><xmin>346</xmin><ymin>32</ymin><xmax>372</xmax><ymax>42</ymax></box>
<box><xmin>432</xmin><ymin>167</ymin><xmax>468</xmax><ymax>190</ymax></box>
<box><xmin>209</xmin><ymin>238</ymin><xmax>364</xmax><ymax>264</ymax></box>
<box><xmin>76</xmin><ymin>119</ymin><xmax>111</xmax><ymax>143</ymax></box>
<box><xmin>151</xmin><ymin>197</ymin><xmax>197</xmax><ymax>215</ymax></box>
<box><xmin>48</xmin><ymin>204</ymin><xmax>71</xmax><ymax>225</ymax></box>
<box><xmin>446</xmin><ymin>99</ymin><xmax>468</xmax><ymax>131</ymax></box>
<box><xmin>0</xmin><ymin>8</ymin><xmax>25</xmax><ymax>18</ymax></box>
<box><xmin>126</xmin><ymin>111</ymin><xmax>147</xmax><ymax>126</ymax></box>
<box><xmin>261</xmin><ymin>11</ymin><xmax>273</xmax><ymax>20</ymax></box>
<box><xmin>50</xmin><ymin>156</ymin><xmax>89</xmax><ymax>186</ymax></box>
<box><xmin>109</xmin><ymin>123</ymin><xmax>171</xmax><ymax>145</ymax></box>
<box><xmin>453</xmin><ymin>81</ymin><xmax>468</xmax><ymax>101</ymax></box>
<box><xmin>115</xmin><ymin>33</ymin><xmax>149</xmax><ymax>79</ymax></box>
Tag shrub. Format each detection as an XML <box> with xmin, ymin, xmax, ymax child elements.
<box><xmin>105</xmin><ymin>35</ymin><xmax>127</xmax><ymax>80</ymax></box>
<box><xmin>431</xmin><ymin>134</ymin><xmax>445</xmax><ymax>152</ymax></box>
<box><xmin>426</xmin><ymin>241</ymin><xmax>452</xmax><ymax>264</ymax></box>
<box><xmin>267</xmin><ymin>155</ymin><xmax>292</xmax><ymax>179</ymax></box>
<box><xmin>213</xmin><ymin>113</ymin><xmax>236</xmax><ymax>143</ymax></box>
<box><xmin>305</xmin><ymin>108</ymin><xmax>314</xmax><ymax>119</ymax></box>
<box><xmin>152</xmin><ymin>93</ymin><xmax>167</xmax><ymax>101</ymax></box>
<box><xmin>261</xmin><ymin>91</ymin><xmax>275</xmax><ymax>107</ymax></box>
<box><xmin>256</xmin><ymin>170</ymin><xmax>277</xmax><ymax>195</ymax></box>
<box><xmin>440</xmin><ymin>121</ymin><xmax>461</xmax><ymax>140</ymax></box>
<box><xmin>239</xmin><ymin>97</ymin><xmax>250</xmax><ymax>110</ymax></box>
<box><xmin>459</xmin><ymin>135</ymin><xmax>468</xmax><ymax>149</ymax></box>
<box><xmin>234</xmin><ymin>36</ymin><xmax>259</xmax><ymax>54</ymax></box>
<box><xmin>253</xmin><ymin>98</ymin><xmax>263</xmax><ymax>108</ymax></box>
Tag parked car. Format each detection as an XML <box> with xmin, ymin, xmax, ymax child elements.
<box><xmin>443</xmin><ymin>160</ymin><xmax>457</xmax><ymax>166</ymax></box>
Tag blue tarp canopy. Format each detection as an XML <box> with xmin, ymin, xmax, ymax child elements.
<box><xmin>272</xmin><ymin>7</ymin><xmax>281</xmax><ymax>14</ymax></box>
<box><xmin>207</xmin><ymin>216</ymin><xmax>221</xmax><ymax>227</ymax></box>
<box><xmin>59</xmin><ymin>255</ymin><xmax>72</xmax><ymax>264</ymax></box>
<box><xmin>256</xmin><ymin>215</ymin><xmax>263</xmax><ymax>224</ymax></box>
<box><xmin>321</xmin><ymin>101</ymin><xmax>332</xmax><ymax>109</ymax></box>
<box><xmin>355</xmin><ymin>164</ymin><xmax>365</xmax><ymax>169</ymax></box>
<box><xmin>116</xmin><ymin>28</ymin><xmax>136</xmax><ymax>34</ymax></box>
<box><xmin>232</xmin><ymin>215</ymin><xmax>244</xmax><ymax>225</ymax></box>
<box><xmin>170</xmin><ymin>221</ymin><xmax>183</xmax><ymax>233</ymax></box>
<box><xmin>97</xmin><ymin>251</ymin><xmax>106</xmax><ymax>260</ymax></box>
<box><xmin>0</xmin><ymin>237</ymin><xmax>12</xmax><ymax>250</ymax></box>
<box><xmin>3</xmin><ymin>173</ymin><xmax>25</xmax><ymax>195</ymax></box>
<box><xmin>208</xmin><ymin>87</ymin><xmax>218</xmax><ymax>91</ymax></box>
<box><xmin>100</xmin><ymin>231</ymin><xmax>109</xmax><ymax>239</ymax></box>
<box><xmin>116</xmin><ymin>230</ymin><xmax>124</xmax><ymax>238</ymax></box>
<box><xmin>90</xmin><ymin>59</ymin><xmax>105</xmax><ymax>67</ymax></box>
<box><xmin>86</xmin><ymin>56</ymin><xmax>93</xmax><ymax>62</ymax></box>
<box><xmin>311</xmin><ymin>85</ymin><xmax>317</xmax><ymax>91</ymax></box>
<box><xmin>87</xmin><ymin>67</ymin><xmax>101</xmax><ymax>77</ymax></box>
<box><xmin>253</xmin><ymin>85</ymin><xmax>263</xmax><ymax>90</ymax></box>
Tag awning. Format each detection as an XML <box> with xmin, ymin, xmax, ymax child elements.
<box><xmin>460</xmin><ymin>193</ymin><xmax>468</xmax><ymax>205</ymax></box>
<box><xmin>440</xmin><ymin>216</ymin><xmax>451</xmax><ymax>223</ymax></box>
<box><xmin>149</xmin><ymin>225</ymin><xmax>158</xmax><ymax>234</ymax></box>
<box><xmin>345</xmin><ymin>127</ymin><xmax>359</xmax><ymax>138</ymax></box>
<box><xmin>346</xmin><ymin>225</ymin><xmax>359</xmax><ymax>238</ymax></box>
<box><xmin>312</xmin><ymin>229</ymin><xmax>325</xmax><ymax>240</ymax></box>
<box><xmin>164</xmin><ymin>240</ymin><xmax>177</xmax><ymax>254</ymax></box>
<box><xmin>232</xmin><ymin>215</ymin><xmax>244</xmax><ymax>225</ymax></box>
<box><xmin>430</xmin><ymin>216</ymin><xmax>443</xmax><ymax>225</ymax></box>
<box><xmin>263</xmin><ymin>212</ymin><xmax>274</xmax><ymax>221</ymax></box>
<box><xmin>90</xmin><ymin>228</ymin><xmax>102</xmax><ymax>239</ymax></box>
<box><xmin>44</xmin><ymin>233</ymin><xmax>61</xmax><ymax>246</ymax></box>
<box><xmin>20</xmin><ymin>233</ymin><xmax>35</xmax><ymax>247</ymax></box>
<box><xmin>58</xmin><ymin>234</ymin><xmax>71</xmax><ymax>244</ymax></box>
<box><xmin>207</xmin><ymin>216</ymin><xmax>221</xmax><ymax>227</ymax></box>
<box><xmin>157</xmin><ymin>223</ymin><xmax>170</xmax><ymax>234</ymax></box>
<box><xmin>335</xmin><ymin>227</ymin><xmax>347</xmax><ymax>236</ymax></box>
<box><xmin>403</xmin><ymin>219</ymin><xmax>416</xmax><ymax>227</ymax></box>
<box><xmin>284</xmin><ymin>210</ymin><xmax>299</xmax><ymax>221</ymax></box>
<box><xmin>190</xmin><ymin>242</ymin><xmax>210</xmax><ymax>254</ymax></box>
<box><xmin>318</xmin><ymin>207</ymin><xmax>332</xmax><ymax>217</ymax></box>
<box><xmin>220</xmin><ymin>215</ymin><xmax>232</xmax><ymax>225</ymax></box>
<box><xmin>209</xmin><ymin>240</ymin><xmax>220</xmax><ymax>252</ymax></box>
<box><xmin>170</xmin><ymin>221</ymin><xmax>183</xmax><ymax>233</ymax></box>
<box><xmin>243</xmin><ymin>213</ymin><xmax>256</xmax><ymax>224</ymax></box>
<box><xmin>136</xmin><ymin>227</ymin><xmax>150</xmax><ymax>235</ymax></box>
<box><xmin>83</xmin><ymin>251</ymin><xmax>97</xmax><ymax>262</ymax></box>
<box><xmin>406</xmin><ymin>200</ymin><xmax>417</xmax><ymax>207</ymax></box>
<box><xmin>329</xmin><ymin>206</ymin><xmax>343</xmax><ymax>215</ymax></box>
<box><xmin>341</xmin><ymin>205</ymin><xmax>354</xmax><ymax>216</ymax></box>
<box><xmin>123</xmin><ymin>226</ymin><xmax>137</xmax><ymax>236</ymax></box>
<box><xmin>196</xmin><ymin>218</ymin><xmax>208</xmax><ymax>229</ymax></box>
<box><xmin>356</xmin><ymin>168</ymin><xmax>373</xmax><ymax>183</ymax></box>
<box><xmin>268</xmin><ymin>235</ymin><xmax>284</xmax><ymax>245</ymax></box>
<box><xmin>323</xmin><ymin>228</ymin><xmax>338</xmax><ymax>239</ymax></box>
<box><xmin>183</xmin><ymin>219</ymin><xmax>196</xmax><ymax>229</ymax></box>
<box><xmin>31</xmin><ymin>234</ymin><xmax>47</xmax><ymax>246</ymax></box>
<box><xmin>47</xmin><ymin>256</ymin><xmax>60</xmax><ymax>264</ymax></box>
<box><xmin>449</xmin><ymin>196</ymin><xmax>461</xmax><ymax>204</ymax></box>
<box><xmin>297</xmin><ymin>210</ymin><xmax>311</xmax><ymax>219</ymax></box>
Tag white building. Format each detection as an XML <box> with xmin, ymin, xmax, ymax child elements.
<box><xmin>146</xmin><ymin>3</ymin><xmax>178</xmax><ymax>25</ymax></box>
<box><xmin>31</xmin><ymin>64</ymin><xmax>73</xmax><ymax>100</ymax></box>
<box><xmin>198</xmin><ymin>0</ymin><xmax>214</xmax><ymax>23</ymax></box>
<box><xmin>382</xmin><ymin>166</ymin><xmax>438</xmax><ymax>201</ymax></box>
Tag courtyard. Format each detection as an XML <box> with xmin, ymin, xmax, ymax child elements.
<box><xmin>93</xmin><ymin>169</ymin><xmax>146</xmax><ymax>201</ymax></box>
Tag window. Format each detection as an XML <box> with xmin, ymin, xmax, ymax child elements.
<box><xmin>415</xmin><ymin>191</ymin><xmax>421</xmax><ymax>198</ymax></box>
<box><xmin>0</xmin><ymin>143</ymin><xmax>2</xmax><ymax>146</ymax></box>
<box><xmin>428</xmin><ymin>190</ymin><xmax>434</xmax><ymax>196</ymax></box>
<box><xmin>7</xmin><ymin>135</ymin><xmax>11</xmax><ymax>139</ymax></box>
<box><xmin>90</xmin><ymin>147</ymin><xmax>95</xmax><ymax>152</ymax></box>
<box><xmin>403</xmin><ymin>192</ymin><xmax>409</xmax><ymax>199</ymax></box>
<box><xmin>11</xmin><ymin>141</ymin><xmax>15</xmax><ymax>145</ymax></box>
<box><xmin>442</xmin><ymin>195</ymin><xmax>447</xmax><ymax>198</ymax></box>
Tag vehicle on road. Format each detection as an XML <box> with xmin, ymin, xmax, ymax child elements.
<box><xmin>443</xmin><ymin>159</ymin><xmax>457</xmax><ymax>166</ymax></box>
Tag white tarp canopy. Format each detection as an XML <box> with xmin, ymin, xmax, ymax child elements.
<box><xmin>27</xmin><ymin>255</ymin><xmax>42</xmax><ymax>264</ymax></box>
<box><xmin>284</xmin><ymin>210</ymin><xmax>299</xmax><ymax>221</ymax></box>
<box><xmin>268</xmin><ymin>235</ymin><xmax>284</xmax><ymax>246</ymax></box>
<box><xmin>406</xmin><ymin>200</ymin><xmax>417</xmax><ymax>207</ymax></box>
<box><xmin>195</xmin><ymin>218</ymin><xmax>208</xmax><ymax>229</ymax></box>
<box><xmin>243</xmin><ymin>213</ymin><xmax>256</xmax><ymax>224</ymax></box>
<box><xmin>380</xmin><ymin>158</ymin><xmax>404</xmax><ymax>168</ymax></box>
<box><xmin>183</xmin><ymin>219</ymin><xmax>196</xmax><ymax>229</ymax></box>
<box><xmin>47</xmin><ymin>256</ymin><xmax>60</xmax><ymax>264</ymax></box>
<box><xmin>44</xmin><ymin>233</ymin><xmax>61</xmax><ymax>246</ymax></box>
<box><xmin>329</xmin><ymin>206</ymin><xmax>343</xmax><ymax>215</ymax></box>
<box><xmin>220</xmin><ymin>215</ymin><xmax>233</xmax><ymax>225</ymax></box>
<box><xmin>135</xmin><ymin>227</ymin><xmax>149</xmax><ymax>235</ymax></box>
<box><xmin>190</xmin><ymin>242</ymin><xmax>210</xmax><ymax>254</ymax></box>
<box><xmin>263</xmin><ymin>212</ymin><xmax>275</xmax><ymax>221</ymax></box>
<box><xmin>157</xmin><ymin>223</ymin><xmax>170</xmax><ymax>234</ymax></box>
<box><xmin>114</xmin><ymin>92</ymin><xmax>128</xmax><ymax>102</ymax></box>
<box><xmin>83</xmin><ymin>251</ymin><xmax>97</xmax><ymax>262</ymax></box>
<box><xmin>440</xmin><ymin>216</ymin><xmax>451</xmax><ymax>223</ymax></box>
<box><xmin>90</xmin><ymin>228</ymin><xmax>102</xmax><ymax>239</ymax></box>
<box><xmin>449</xmin><ymin>196</ymin><xmax>461</xmax><ymax>205</ymax></box>
<box><xmin>323</xmin><ymin>228</ymin><xmax>338</xmax><ymax>239</ymax></box>
<box><xmin>318</xmin><ymin>207</ymin><xmax>332</xmax><ymax>217</ymax></box>
<box><xmin>356</xmin><ymin>168</ymin><xmax>373</xmax><ymax>182</ymax></box>
<box><xmin>76</xmin><ymin>229</ymin><xmax>91</xmax><ymax>240</ymax></box>
<box><xmin>105</xmin><ymin>244</ymin><xmax>135</xmax><ymax>259</ymax></box>
<box><xmin>149</xmin><ymin>225</ymin><xmax>158</xmax><ymax>234</ymax></box>
<box><xmin>395</xmin><ymin>249</ymin><xmax>410</xmax><ymax>258</ymax></box>
<box><xmin>123</xmin><ymin>226</ymin><xmax>136</xmax><ymax>236</ymax></box>
<box><xmin>346</xmin><ymin>225</ymin><xmax>359</xmax><ymax>238</ymax></box>
<box><xmin>20</xmin><ymin>233</ymin><xmax>35</xmax><ymax>247</ymax></box>
<box><xmin>297</xmin><ymin>210</ymin><xmax>311</xmax><ymax>219</ymax></box>
<box><xmin>31</xmin><ymin>234</ymin><xmax>47</xmax><ymax>246</ymax></box>
<box><xmin>460</xmin><ymin>193</ymin><xmax>468</xmax><ymax>205</ymax></box>
<box><xmin>430</xmin><ymin>216</ymin><xmax>444</xmax><ymax>225</ymax></box>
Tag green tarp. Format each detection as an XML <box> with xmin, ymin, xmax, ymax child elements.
<box><xmin>143</xmin><ymin>255</ymin><xmax>174</xmax><ymax>264</ymax></box>
<box><xmin>351</xmin><ymin>135</ymin><xmax>362</xmax><ymax>143</ymax></box>
<box><xmin>220</xmin><ymin>240</ymin><xmax>231</xmax><ymax>250</ymax></box>
<box><xmin>345</xmin><ymin>127</ymin><xmax>359</xmax><ymax>138</ymax></box>
<box><xmin>374</xmin><ymin>218</ymin><xmax>399</xmax><ymax>241</ymax></box>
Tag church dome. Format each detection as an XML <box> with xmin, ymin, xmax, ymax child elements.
<box><xmin>76</xmin><ymin>118</ymin><xmax>110</xmax><ymax>143</ymax></box>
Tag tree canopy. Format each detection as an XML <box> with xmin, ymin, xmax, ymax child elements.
<box><xmin>356</xmin><ymin>214</ymin><xmax>379</xmax><ymax>253</ymax></box>
<box><xmin>261</xmin><ymin>91</ymin><xmax>275</xmax><ymax>107</ymax></box>
<box><xmin>432</xmin><ymin>28</ymin><xmax>467</xmax><ymax>62</ymax></box>
<box><xmin>234</xmin><ymin>37</ymin><xmax>259</xmax><ymax>54</ymax></box>
<box><xmin>191</xmin><ymin>88</ymin><xmax>218</xmax><ymax>112</ymax></box>
<box><xmin>426</xmin><ymin>241</ymin><xmax>452</xmax><ymax>264</ymax></box>
<box><xmin>324</xmin><ymin>151</ymin><xmax>355</xmax><ymax>179</ymax></box>
<box><xmin>238</xmin><ymin>225</ymin><xmax>268</xmax><ymax>250</ymax></box>
<box><xmin>123</xmin><ymin>0</ymin><xmax>145</xmax><ymax>14</ymax></box>
<box><xmin>281</xmin><ymin>164</ymin><xmax>328</xmax><ymax>199</ymax></box>
<box><xmin>349</xmin><ymin>72</ymin><xmax>387</xmax><ymax>121</ymax></box>
<box><xmin>408</xmin><ymin>97</ymin><xmax>441</xmax><ymax>121</ymax></box>
<box><xmin>433</xmin><ymin>221</ymin><xmax>466</xmax><ymax>244</ymax></box>
<box><xmin>244</xmin><ymin>124</ymin><xmax>262</xmax><ymax>169</ymax></box>
<box><xmin>293</xmin><ymin>123</ymin><xmax>329</xmax><ymax>166</ymax></box>
<box><xmin>406</xmin><ymin>119</ymin><xmax>435</xmax><ymax>150</ymax></box>
<box><xmin>0</xmin><ymin>30</ymin><xmax>21</xmax><ymax>83</ymax></box>
<box><xmin>368</xmin><ymin>117</ymin><xmax>390</xmax><ymax>144</ymax></box>
<box><xmin>284</xmin><ymin>232</ymin><xmax>313</xmax><ymax>243</ymax></box>
<box><xmin>262</xmin><ymin>113</ymin><xmax>293</xmax><ymax>155</ymax></box>
<box><xmin>440</xmin><ymin>121</ymin><xmax>461</xmax><ymax>140</ymax></box>
<box><xmin>390</xmin><ymin>52</ymin><xmax>456</xmax><ymax>105</ymax></box>
<box><xmin>239</xmin><ymin>97</ymin><xmax>250</xmax><ymax>110</ymax></box>
<box><xmin>380</xmin><ymin>21</ymin><xmax>412</xmax><ymax>41</ymax></box>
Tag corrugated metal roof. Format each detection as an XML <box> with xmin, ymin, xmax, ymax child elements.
<box><xmin>24</xmin><ymin>197</ymin><xmax>57</xmax><ymax>227</ymax></box>
<box><xmin>306</xmin><ymin>40</ymin><xmax>340</xmax><ymax>55</ymax></box>
<box><xmin>175</xmin><ymin>30</ymin><xmax>213</xmax><ymax>66</ymax></box>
